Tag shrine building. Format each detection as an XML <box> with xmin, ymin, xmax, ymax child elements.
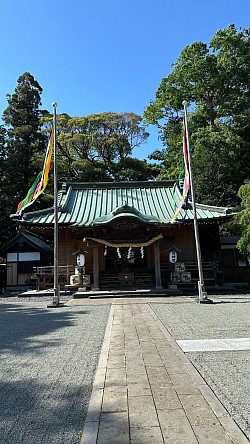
<box><xmin>5</xmin><ymin>180</ymin><xmax>233</xmax><ymax>291</ymax></box>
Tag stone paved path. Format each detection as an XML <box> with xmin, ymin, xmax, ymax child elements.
<box><xmin>80</xmin><ymin>299</ymin><xmax>249</xmax><ymax>444</ymax></box>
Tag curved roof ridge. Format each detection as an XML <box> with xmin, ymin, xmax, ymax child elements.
<box><xmin>93</xmin><ymin>202</ymin><xmax>160</xmax><ymax>225</ymax></box>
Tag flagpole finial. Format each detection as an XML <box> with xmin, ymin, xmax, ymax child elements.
<box><xmin>182</xmin><ymin>100</ymin><xmax>188</xmax><ymax>108</ymax></box>
<box><xmin>52</xmin><ymin>102</ymin><xmax>57</xmax><ymax>108</ymax></box>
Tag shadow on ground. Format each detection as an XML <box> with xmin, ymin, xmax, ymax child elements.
<box><xmin>0</xmin><ymin>303</ymin><xmax>89</xmax><ymax>354</ymax></box>
<box><xmin>0</xmin><ymin>302</ymin><xmax>111</xmax><ymax>443</ymax></box>
<box><xmin>0</xmin><ymin>378</ymin><xmax>91</xmax><ymax>443</ymax></box>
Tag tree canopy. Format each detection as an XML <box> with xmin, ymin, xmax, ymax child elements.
<box><xmin>144</xmin><ymin>24</ymin><xmax>250</xmax><ymax>207</ymax></box>
<box><xmin>41</xmin><ymin>111</ymin><xmax>153</xmax><ymax>183</ymax></box>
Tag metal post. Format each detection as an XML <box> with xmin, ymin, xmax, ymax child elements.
<box><xmin>52</xmin><ymin>102</ymin><xmax>60</xmax><ymax>306</ymax></box>
<box><xmin>182</xmin><ymin>101</ymin><xmax>208</xmax><ymax>303</ymax></box>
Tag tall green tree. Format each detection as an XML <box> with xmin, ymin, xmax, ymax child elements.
<box><xmin>1</xmin><ymin>72</ymin><xmax>46</xmax><ymax>246</ymax></box>
<box><xmin>0</xmin><ymin>125</ymin><xmax>14</xmax><ymax>246</ymax></box>
<box><xmin>144</xmin><ymin>24</ymin><xmax>250</xmax><ymax>206</ymax></box>
<box><xmin>3</xmin><ymin>72</ymin><xmax>46</xmax><ymax>202</ymax></box>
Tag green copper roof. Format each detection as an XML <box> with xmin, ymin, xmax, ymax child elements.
<box><xmin>17</xmin><ymin>181</ymin><xmax>231</xmax><ymax>227</ymax></box>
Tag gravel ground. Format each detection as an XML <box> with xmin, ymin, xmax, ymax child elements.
<box><xmin>0</xmin><ymin>296</ymin><xmax>110</xmax><ymax>444</ymax></box>
<box><xmin>151</xmin><ymin>295</ymin><xmax>250</xmax><ymax>441</ymax></box>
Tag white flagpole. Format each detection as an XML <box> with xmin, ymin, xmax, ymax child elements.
<box><xmin>182</xmin><ymin>100</ymin><xmax>208</xmax><ymax>303</ymax></box>
<box><xmin>52</xmin><ymin>102</ymin><xmax>60</xmax><ymax>306</ymax></box>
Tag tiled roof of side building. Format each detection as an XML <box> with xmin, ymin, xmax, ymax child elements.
<box><xmin>0</xmin><ymin>229</ymin><xmax>52</xmax><ymax>255</ymax></box>
<box><xmin>14</xmin><ymin>181</ymin><xmax>232</xmax><ymax>227</ymax></box>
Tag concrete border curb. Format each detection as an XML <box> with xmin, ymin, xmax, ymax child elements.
<box><xmin>80</xmin><ymin>305</ymin><xmax>114</xmax><ymax>444</ymax></box>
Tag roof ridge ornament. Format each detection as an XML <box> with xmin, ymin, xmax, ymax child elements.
<box><xmin>93</xmin><ymin>203</ymin><xmax>160</xmax><ymax>225</ymax></box>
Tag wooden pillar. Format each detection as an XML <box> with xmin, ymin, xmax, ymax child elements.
<box><xmin>92</xmin><ymin>245</ymin><xmax>100</xmax><ymax>290</ymax></box>
<box><xmin>154</xmin><ymin>242</ymin><xmax>163</xmax><ymax>290</ymax></box>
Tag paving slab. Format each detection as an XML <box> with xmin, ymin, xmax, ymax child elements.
<box><xmin>80</xmin><ymin>300</ymin><xmax>249</xmax><ymax>444</ymax></box>
<box><xmin>130</xmin><ymin>425</ymin><xmax>164</xmax><ymax>444</ymax></box>
<box><xmin>177</xmin><ymin>338</ymin><xmax>250</xmax><ymax>352</ymax></box>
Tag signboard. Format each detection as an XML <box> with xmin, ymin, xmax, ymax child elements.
<box><xmin>169</xmin><ymin>251</ymin><xmax>177</xmax><ymax>263</ymax></box>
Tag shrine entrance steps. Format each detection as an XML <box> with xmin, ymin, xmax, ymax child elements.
<box><xmin>73</xmin><ymin>288</ymin><xmax>183</xmax><ymax>299</ymax></box>
<box><xmin>99</xmin><ymin>270</ymin><xmax>155</xmax><ymax>290</ymax></box>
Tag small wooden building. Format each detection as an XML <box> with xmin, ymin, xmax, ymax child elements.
<box><xmin>0</xmin><ymin>229</ymin><xmax>53</xmax><ymax>286</ymax></box>
<box><xmin>219</xmin><ymin>236</ymin><xmax>250</xmax><ymax>284</ymax></box>
<box><xmin>11</xmin><ymin>180</ymin><xmax>232</xmax><ymax>290</ymax></box>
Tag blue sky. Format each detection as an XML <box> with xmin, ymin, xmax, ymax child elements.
<box><xmin>1</xmin><ymin>0</ymin><xmax>249</xmax><ymax>159</ymax></box>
